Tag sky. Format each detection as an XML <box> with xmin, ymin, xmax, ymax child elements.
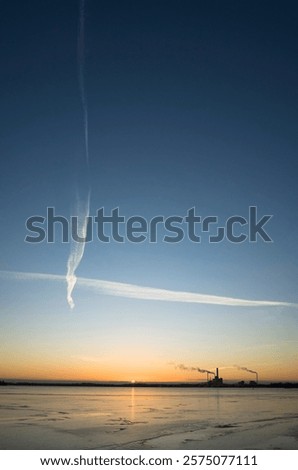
<box><xmin>0</xmin><ymin>0</ymin><xmax>298</xmax><ymax>383</ymax></box>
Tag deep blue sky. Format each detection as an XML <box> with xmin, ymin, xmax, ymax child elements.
<box><xmin>0</xmin><ymin>1</ymin><xmax>297</xmax><ymax>381</ymax></box>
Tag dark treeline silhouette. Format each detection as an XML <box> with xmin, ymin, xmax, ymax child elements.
<box><xmin>1</xmin><ymin>380</ymin><xmax>297</xmax><ymax>389</ymax></box>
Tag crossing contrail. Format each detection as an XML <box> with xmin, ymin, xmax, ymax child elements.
<box><xmin>1</xmin><ymin>271</ymin><xmax>296</xmax><ymax>308</ymax></box>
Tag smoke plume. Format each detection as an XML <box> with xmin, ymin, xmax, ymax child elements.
<box><xmin>175</xmin><ymin>364</ymin><xmax>215</xmax><ymax>375</ymax></box>
<box><xmin>235</xmin><ymin>365</ymin><xmax>258</xmax><ymax>381</ymax></box>
<box><xmin>235</xmin><ymin>365</ymin><xmax>257</xmax><ymax>375</ymax></box>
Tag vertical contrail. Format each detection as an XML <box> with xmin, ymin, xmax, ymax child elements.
<box><xmin>78</xmin><ymin>0</ymin><xmax>89</xmax><ymax>166</ymax></box>
<box><xmin>66</xmin><ymin>0</ymin><xmax>90</xmax><ymax>309</ymax></box>
<box><xmin>66</xmin><ymin>191</ymin><xmax>90</xmax><ymax>309</ymax></box>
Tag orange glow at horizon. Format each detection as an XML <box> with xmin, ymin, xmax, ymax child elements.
<box><xmin>1</xmin><ymin>355</ymin><xmax>298</xmax><ymax>383</ymax></box>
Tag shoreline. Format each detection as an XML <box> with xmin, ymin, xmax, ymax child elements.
<box><xmin>1</xmin><ymin>380</ymin><xmax>298</xmax><ymax>389</ymax></box>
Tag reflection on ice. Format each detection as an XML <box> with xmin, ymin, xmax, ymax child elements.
<box><xmin>0</xmin><ymin>386</ymin><xmax>297</xmax><ymax>449</ymax></box>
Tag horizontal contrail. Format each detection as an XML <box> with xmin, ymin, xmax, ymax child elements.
<box><xmin>0</xmin><ymin>270</ymin><xmax>296</xmax><ymax>308</ymax></box>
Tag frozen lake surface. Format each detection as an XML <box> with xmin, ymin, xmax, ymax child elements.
<box><xmin>0</xmin><ymin>386</ymin><xmax>297</xmax><ymax>449</ymax></box>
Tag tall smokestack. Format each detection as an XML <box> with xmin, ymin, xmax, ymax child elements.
<box><xmin>216</xmin><ymin>368</ymin><xmax>219</xmax><ymax>378</ymax></box>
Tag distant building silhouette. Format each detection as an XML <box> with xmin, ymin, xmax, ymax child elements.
<box><xmin>208</xmin><ymin>367</ymin><xmax>223</xmax><ymax>387</ymax></box>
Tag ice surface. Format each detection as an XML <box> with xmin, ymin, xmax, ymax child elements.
<box><xmin>0</xmin><ymin>386</ymin><xmax>297</xmax><ymax>449</ymax></box>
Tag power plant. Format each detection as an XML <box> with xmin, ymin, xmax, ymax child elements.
<box><xmin>208</xmin><ymin>367</ymin><xmax>223</xmax><ymax>386</ymax></box>
<box><xmin>204</xmin><ymin>367</ymin><xmax>258</xmax><ymax>387</ymax></box>
<box><xmin>175</xmin><ymin>363</ymin><xmax>259</xmax><ymax>387</ymax></box>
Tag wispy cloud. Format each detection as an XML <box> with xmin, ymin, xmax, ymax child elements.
<box><xmin>72</xmin><ymin>355</ymin><xmax>103</xmax><ymax>363</ymax></box>
<box><xmin>0</xmin><ymin>270</ymin><xmax>296</xmax><ymax>308</ymax></box>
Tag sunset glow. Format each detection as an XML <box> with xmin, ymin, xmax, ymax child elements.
<box><xmin>1</xmin><ymin>0</ymin><xmax>297</xmax><ymax>387</ymax></box>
